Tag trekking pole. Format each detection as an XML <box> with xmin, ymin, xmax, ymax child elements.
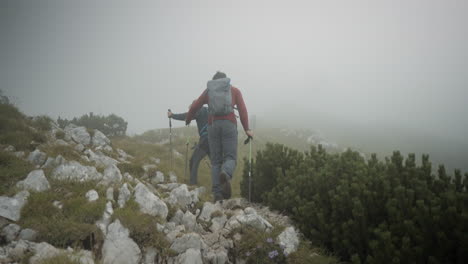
<box><xmin>244</xmin><ymin>136</ymin><xmax>253</xmax><ymax>202</ymax></box>
<box><xmin>184</xmin><ymin>124</ymin><xmax>190</xmax><ymax>182</ymax></box>
<box><xmin>168</xmin><ymin>109</ymin><xmax>173</xmax><ymax>171</ymax></box>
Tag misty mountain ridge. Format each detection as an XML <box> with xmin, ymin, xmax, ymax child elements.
<box><xmin>254</xmin><ymin>108</ymin><xmax>468</xmax><ymax>173</ymax></box>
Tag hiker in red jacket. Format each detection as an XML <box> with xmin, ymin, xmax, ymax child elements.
<box><xmin>186</xmin><ymin>71</ymin><xmax>253</xmax><ymax>202</ymax></box>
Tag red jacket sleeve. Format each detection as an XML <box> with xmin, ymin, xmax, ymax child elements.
<box><xmin>234</xmin><ymin>88</ymin><xmax>250</xmax><ymax>131</ymax></box>
<box><xmin>186</xmin><ymin>90</ymin><xmax>208</xmax><ymax>124</ymax></box>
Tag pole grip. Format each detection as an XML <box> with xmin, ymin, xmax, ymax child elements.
<box><xmin>168</xmin><ymin>109</ymin><xmax>172</xmax><ymax>126</ymax></box>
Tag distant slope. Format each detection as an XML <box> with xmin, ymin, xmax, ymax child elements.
<box><xmin>255</xmin><ymin>112</ymin><xmax>468</xmax><ymax>173</ymax></box>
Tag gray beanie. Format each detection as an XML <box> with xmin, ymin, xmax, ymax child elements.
<box><xmin>212</xmin><ymin>71</ymin><xmax>227</xmax><ymax>80</ymax></box>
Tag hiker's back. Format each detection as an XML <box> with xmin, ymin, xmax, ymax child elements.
<box><xmin>207</xmin><ymin>78</ymin><xmax>232</xmax><ymax>116</ymax></box>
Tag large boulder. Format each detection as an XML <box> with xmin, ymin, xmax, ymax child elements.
<box><xmin>6</xmin><ymin>239</ymin><xmax>31</xmax><ymax>261</ymax></box>
<box><xmin>167</xmin><ymin>184</ymin><xmax>194</xmax><ymax>209</ymax></box>
<box><xmin>118</xmin><ymin>183</ymin><xmax>131</xmax><ymax>208</ymax></box>
<box><xmin>29</xmin><ymin>242</ymin><xmax>62</xmax><ymax>264</ymax></box>
<box><xmin>54</xmin><ymin>139</ymin><xmax>69</xmax><ymax>146</ymax></box>
<box><xmin>102</xmin><ymin>220</ymin><xmax>141</xmax><ymax>264</ymax></box>
<box><xmin>181</xmin><ymin>211</ymin><xmax>197</xmax><ymax>232</ymax></box>
<box><xmin>96</xmin><ymin>201</ymin><xmax>114</xmax><ymax>237</ymax></box>
<box><xmin>134</xmin><ymin>183</ymin><xmax>168</xmax><ymax>219</ymax></box>
<box><xmin>51</xmin><ymin>161</ymin><xmax>103</xmax><ymax>182</ymax></box>
<box><xmin>225</xmin><ymin>207</ymin><xmax>273</xmax><ymax>232</ymax></box>
<box><xmin>165</xmin><ymin>225</ymin><xmax>186</xmax><ymax>244</ymax></box>
<box><xmin>175</xmin><ymin>248</ymin><xmax>203</xmax><ymax>264</ymax></box>
<box><xmin>18</xmin><ymin>228</ymin><xmax>38</xmax><ymax>241</ymax></box>
<box><xmin>142</xmin><ymin>247</ymin><xmax>158</xmax><ymax>264</ymax></box>
<box><xmin>236</xmin><ymin>207</ymin><xmax>273</xmax><ymax>232</ymax></box>
<box><xmin>91</xmin><ymin>130</ymin><xmax>110</xmax><ymax>147</ymax></box>
<box><xmin>210</xmin><ymin>214</ymin><xmax>228</xmax><ymax>233</ymax></box>
<box><xmin>101</xmin><ymin>164</ymin><xmax>123</xmax><ymax>185</ymax></box>
<box><xmin>198</xmin><ymin>202</ymin><xmax>222</xmax><ymax>222</ymax></box>
<box><xmin>16</xmin><ymin>170</ymin><xmax>50</xmax><ymax>192</ymax></box>
<box><xmin>41</xmin><ymin>155</ymin><xmax>67</xmax><ymax>169</ymax></box>
<box><xmin>0</xmin><ymin>191</ymin><xmax>30</xmax><ymax>221</ymax></box>
<box><xmin>277</xmin><ymin>226</ymin><xmax>300</xmax><ymax>255</ymax></box>
<box><xmin>169</xmin><ymin>172</ymin><xmax>177</xmax><ymax>183</ymax></box>
<box><xmin>75</xmin><ymin>144</ymin><xmax>86</xmax><ymax>152</ymax></box>
<box><xmin>169</xmin><ymin>209</ymin><xmax>184</xmax><ymax>226</ymax></box>
<box><xmin>117</xmin><ymin>149</ymin><xmax>133</xmax><ymax>161</ymax></box>
<box><xmin>85</xmin><ymin>190</ymin><xmax>99</xmax><ymax>202</ymax></box>
<box><xmin>170</xmin><ymin>233</ymin><xmax>206</xmax><ymax>254</ymax></box>
<box><xmin>27</xmin><ymin>149</ymin><xmax>47</xmax><ymax>166</ymax></box>
<box><xmin>1</xmin><ymin>223</ymin><xmax>20</xmax><ymax>243</ymax></box>
<box><xmin>203</xmin><ymin>248</ymin><xmax>229</xmax><ymax>264</ymax></box>
<box><xmin>150</xmin><ymin>171</ymin><xmax>165</xmax><ymax>185</ymax></box>
<box><xmin>85</xmin><ymin>149</ymin><xmax>119</xmax><ymax>168</ymax></box>
<box><xmin>106</xmin><ymin>187</ymin><xmax>114</xmax><ymax>201</ymax></box>
<box><xmin>66</xmin><ymin>126</ymin><xmax>91</xmax><ymax>145</ymax></box>
<box><xmin>190</xmin><ymin>187</ymin><xmax>205</xmax><ymax>204</ymax></box>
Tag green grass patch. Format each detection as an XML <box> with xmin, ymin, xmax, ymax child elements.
<box><xmin>40</xmin><ymin>145</ymin><xmax>82</xmax><ymax>162</ymax></box>
<box><xmin>112</xmin><ymin>132</ymin><xmax>213</xmax><ymax>196</ymax></box>
<box><xmin>230</xmin><ymin>225</ymin><xmax>287</xmax><ymax>264</ymax></box>
<box><xmin>32</xmin><ymin>115</ymin><xmax>53</xmax><ymax>132</ymax></box>
<box><xmin>117</xmin><ymin>162</ymin><xmax>145</xmax><ymax>178</ymax></box>
<box><xmin>35</xmin><ymin>254</ymin><xmax>82</xmax><ymax>264</ymax></box>
<box><xmin>0</xmin><ymin>151</ymin><xmax>34</xmax><ymax>196</ymax></box>
<box><xmin>166</xmin><ymin>203</ymin><xmax>179</xmax><ymax>222</ymax></box>
<box><xmin>19</xmin><ymin>179</ymin><xmax>106</xmax><ymax>251</ymax></box>
<box><xmin>230</xmin><ymin>225</ymin><xmax>338</xmax><ymax>263</ymax></box>
<box><xmin>0</xmin><ymin>103</ymin><xmax>48</xmax><ymax>150</ymax></box>
<box><xmin>112</xmin><ymin>136</ymin><xmax>176</xmax><ymax>179</ymax></box>
<box><xmin>55</xmin><ymin>130</ymin><xmax>65</xmax><ymax>140</ymax></box>
<box><xmin>112</xmin><ymin>199</ymin><xmax>176</xmax><ymax>258</ymax></box>
<box><xmin>210</xmin><ymin>210</ymin><xmax>224</xmax><ymax>218</ymax></box>
<box><xmin>287</xmin><ymin>241</ymin><xmax>339</xmax><ymax>264</ymax></box>
<box><xmin>100</xmin><ymin>148</ymin><xmax>119</xmax><ymax>160</ymax></box>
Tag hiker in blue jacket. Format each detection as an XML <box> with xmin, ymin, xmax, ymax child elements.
<box><xmin>167</xmin><ymin>103</ymin><xmax>210</xmax><ymax>185</ymax></box>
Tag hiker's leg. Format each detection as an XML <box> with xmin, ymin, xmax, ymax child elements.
<box><xmin>221</xmin><ymin>120</ymin><xmax>238</xmax><ymax>178</ymax></box>
<box><xmin>199</xmin><ymin>135</ymin><xmax>210</xmax><ymax>158</ymax></box>
<box><xmin>189</xmin><ymin>142</ymin><xmax>207</xmax><ymax>185</ymax></box>
<box><xmin>208</xmin><ymin>122</ymin><xmax>223</xmax><ymax>200</ymax></box>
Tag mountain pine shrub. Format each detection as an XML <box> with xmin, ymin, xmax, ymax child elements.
<box><xmin>242</xmin><ymin>143</ymin><xmax>468</xmax><ymax>263</ymax></box>
<box><xmin>58</xmin><ymin>112</ymin><xmax>127</xmax><ymax>136</ymax></box>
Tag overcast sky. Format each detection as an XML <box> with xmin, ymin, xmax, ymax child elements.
<box><xmin>1</xmin><ymin>0</ymin><xmax>467</xmax><ymax>139</ymax></box>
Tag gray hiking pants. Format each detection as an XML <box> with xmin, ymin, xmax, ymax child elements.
<box><xmin>208</xmin><ymin>120</ymin><xmax>238</xmax><ymax>200</ymax></box>
<box><xmin>189</xmin><ymin>136</ymin><xmax>210</xmax><ymax>185</ymax></box>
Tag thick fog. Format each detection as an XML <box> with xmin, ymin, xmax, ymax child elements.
<box><xmin>1</xmin><ymin>0</ymin><xmax>467</xmax><ymax>145</ymax></box>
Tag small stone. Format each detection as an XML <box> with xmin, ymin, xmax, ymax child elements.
<box><xmin>85</xmin><ymin>190</ymin><xmax>99</xmax><ymax>202</ymax></box>
<box><xmin>1</xmin><ymin>223</ymin><xmax>21</xmax><ymax>242</ymax></box>
<box><xmin>19</xmin><ymin>228</ymin><xmax>38</xmax><ymax>241</ymax></box>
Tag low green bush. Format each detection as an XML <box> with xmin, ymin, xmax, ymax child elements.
<box><xmin>0</xmin><ymin>103</ymin><xmax>48</xmax><ymax>150</ymax></box>
<box><xmin>19</xmin><ymin>179</ymin><xmax>106</xmax><ymax>251</ymax></box>
<box><xmin>243</xmin><ymin>143</ymin><xmax>468</xmax><ymax>263</ymax></box>
<box><xmin>0</xmin><ymin>151</ymin><xmax>34</xmax><ymax>196</ymax></box>
<box><xmin>36</xmin><ymin>254</ymin><xmax>82</xmax><ymax>264</ymax></box>
<box><xmin>230</xmin><ymin>225</ymin><xmax>287</xmax><ymax>264</ymax></box>
<box><xmin>112</xmin><ymin>199</ymin><xmax>176</xmax><ymax>258</ymax></box>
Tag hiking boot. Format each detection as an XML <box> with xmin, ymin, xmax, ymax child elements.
<box><xmin>220</xmin><ymin>171</ymin><xmax>231</xmax><ymax>199</ymax></box>
<box><xmin>214</xmin><ymin>196</ymin><xmax>224</xmax><ymax>203</ymax></box>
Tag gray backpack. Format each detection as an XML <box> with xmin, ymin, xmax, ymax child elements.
<box><xmin>207</xmin><ymin>78</ymin><xmax>233</xmax><ymax>116</ymax></box>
